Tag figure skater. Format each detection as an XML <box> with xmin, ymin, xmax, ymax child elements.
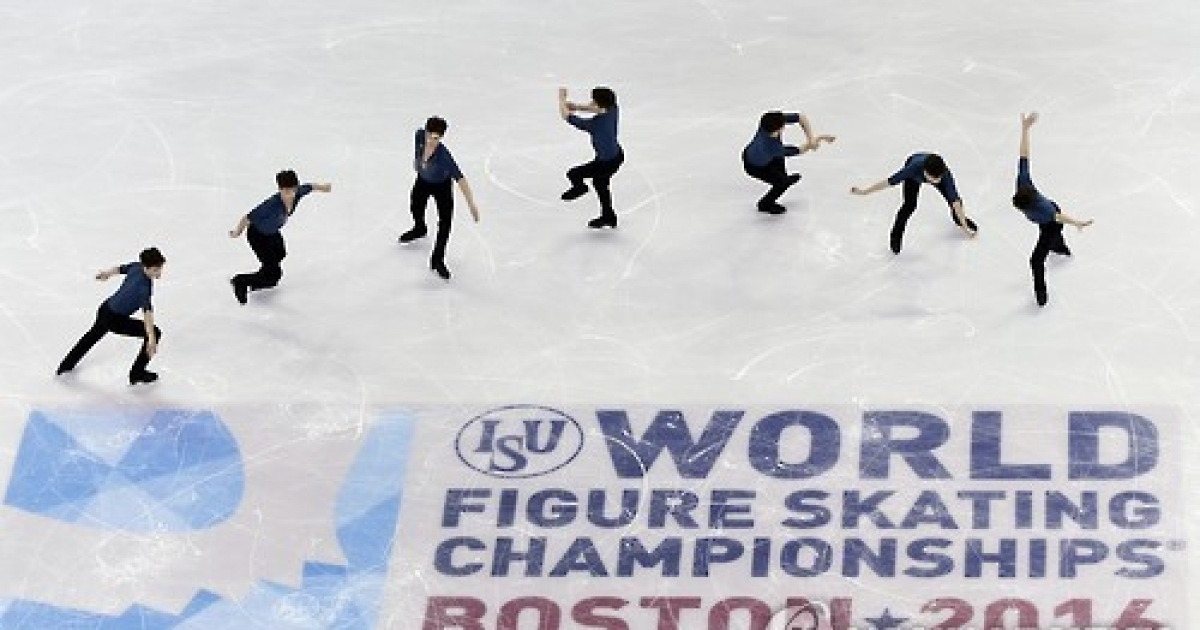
<box><xmin>57</xmin><ymin>247</ymin><xmax>166</xmax><ymax>384</ymax></box>
<box><xmin>558</xmin><ymin>86</ymin><xmax>623</xmax><ymax>228</ymax></box>
<box><xmin>229</xmin><ymin>170</ymin><xmax>332</xmax><ymax>303</ymax></box>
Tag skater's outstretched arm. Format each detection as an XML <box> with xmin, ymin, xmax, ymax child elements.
<box><xmin>950</xmin><ymin>199</ymin><xmax>976</xmax><ymax>237</ymax></box>
<box><xmin>229</xmin><ymin>215</ymin><xmax>250</xmax><ymax>238</ymax></box>
<box><xmin>1020</xmin><ymin>112</ymin><xmax>1038</xmax><ymax>159</ymax></box>
<box><xmin>558</xmin><ymin>88</ymin><xmax>604</xmax><ymax>121</ymax></box>
<box><xmin>795</xmin><ymin>114</ymin><xmax>837</xmax><ymax>151</ymax></box>
<box><xmin>457</xmin><ymin>177</ymin><xmax>481</xmax><ymax>222</ymax></box>
<box><xmin>312</xmin><ymin>183</ymin><xmax>333</xmax><ymax>193</ymax></box>
<box><xmin>94</xmin><ymin>266</ymin><xmax>120</xmax><ymax>281</ymax></box>
<box><xmin>797</xmin><ymin>114</ymin><xmax>817</xmax><ymax>148</ymax></box>
<box><xmin>143</xmin><ymin>309</ymin><xmax>158</xmax><ymax>357</ymax></box>
<box><xmin>800</xmin><ymin>135</ymin><xmax>837</xmax><ymax>153</ymax></box>
<box><xmin>1056</xmin><ymin>211</ymin><xmax>1093</xmax><ymax>230</ymax></box>
<box><xmin>850</xmin><ymin>180</ymin><xmax>890</xmax><ymax>195</ymax></box>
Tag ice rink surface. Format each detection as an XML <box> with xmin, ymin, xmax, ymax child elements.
<box><xmin>0</xmin><ymin>0</ymin><xmax>1197</xmax><ymax>627</ymax></box>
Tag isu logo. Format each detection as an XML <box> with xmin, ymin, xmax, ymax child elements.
<box><xmin>455</xmin><ymin>405</ymin><xmax>584</xmax><ymax>478</ymax></box>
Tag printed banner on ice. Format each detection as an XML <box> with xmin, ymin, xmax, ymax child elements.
<box><xmin>385</xmin><ymin>405</ymin><xmax>1188</xmax><ymax>630</ymax></box>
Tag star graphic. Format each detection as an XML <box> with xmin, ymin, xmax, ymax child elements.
<box><xmin>864</xmin><ymin>607</ymin><xmax>908</xmax><ymax>629</ymax></box>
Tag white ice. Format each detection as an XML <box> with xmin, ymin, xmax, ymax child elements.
<box><xmin>0</xmin><ymin>0</ymin><xmax>1197</xmax><ymax>625</ymax></box>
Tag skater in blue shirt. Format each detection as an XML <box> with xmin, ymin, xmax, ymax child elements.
<box><xmin>229</xmin><ymin>170</ymin><xmax>332</xmax><ymax>303</ymax></box>
<box><xmin>1013</xmin><ymin>112</ymin><xmax>1092</xmax><ymax>306</ymax></box>
<box><xmin>851</xmin><ymin>152</ymin><xmax>978</xmax><ymax>253</ymax></box>
<box><xmin>558</xmin><ymin>86</ymin><xmax>623</xmax><ymax>229</ymax></box>
<box><xmin>398</xmin><ymin>116</ymin><xmax>482</xmax><ymax>280</ymax></box>
<box><xmin>742</xmin><ymin>111</ymin><xmax>835</xmax><ymax>214</ymax></box>
<box><xmin>57</xmin><ymin>247</ymin><xmax>166</xmax><ymax>384</ymax></box>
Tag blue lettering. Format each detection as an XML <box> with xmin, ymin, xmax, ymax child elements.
<box><xmin>900</xmin><ymin>490</ymin><xmax>959</xmax><ymax>529</ymax></box>
<box><xmin>524</xmin><ymin>419</ymin><xmax>567</xmax><ymax>454</ymax></box>
<box><xmin>780</xmin><ymin>538</ymin><xmax>832</xmax><ymax>577</ymax></box>
<box><xmin>1045</xmin><ymin>491</ymin><xmax>1098</xmax><ymax>529</ymax></box>
<box><xmin>527</xmin><ymin>489</ymin><xmax>578</xmax><ymax>527</ymax></box>
<box><xmin>588</xmin><ymin>489</ymin><xmax>640</xmax><ymax>528</ymax></box>
<box><xmin>434</xmin><ymin>537</ymin><xmax>485</xmax><ymax>576</ymax></box>
<box><xmin>1116</xmin><ymin>540</ymin><xmax>1165</xmax><ymax>578</ymax></box>
<box><xmin>971</xmin><ymin>411</ymin><xmax>1051</xmax><ymax>479</ymax></box>
<box><xmin>493</xmin><ymin>537</ymin><xmax>547</xmax><ymax>577</ymax></box>
<box><xmin>474</xmin><ymin>419</ymin><xmax>500</xmax><ymax>453</ymax></box>
<box><xmin>841</xmin><ymin>491</ymin><xmax>896</xmax><ymax>528</ymax></box>
<box><xmin>618</xmin><ymin>537</ymin><xmax>682</xmax><ymax>577</ymax></box>
<box><xmin>1109</xmin><ymin>491</ymin><xmax>1160</xmax><ymax>529</ymax></box>
<box><xmin>957</xmin><ymin>490</ymin><xmax>1006</xmax><ymax>528</ymax></box>
<box><xmin>904</xmin><ymin>538</ymin><xmax>954</xmax><ymax>577</ymax></box>
<box><xmin>490</xmin><ymin>435</ymin><xmax>528</xmax><ymax>472</ymax></box>
<box><xmin>648</xmin><ymin>490</ymin><xmax>701</xmax><ymax>528</ymax></box>
<box><xmin>861</xmin><ymin>411</ymin><xmax>951</xmax><ymax>479</ymax></box>
<box><xmin>1028</xmin><ymin>538</ymin><xmax>1047</xmax><ymax>578</ymax></box>
<box><xmin>597</xmin><ymin>409</ymin><xmax>743</xmax><ymax>478</ymax></box>
<box><xmin>782</xmin><ymin>490</ymin><xmax>832</xmax><ymax>529</ymax></box>
<box><xmin>443</xmin><ymin>488</ymin><xmax>489</xmax><ymax>527</ymax></box>
<box><xmin>1068</xmin><ymin>412</ymin><xmax>1159</xmax><ymax>479</ymax></box>
<box><xmin>748</xmin><ymin>411</ymin><xmax>840</xmax><ymax>478</ymax></box>
<box><xmin>843</xmin><ymin>538</ymin><xmax>896</xmax><ymax>577</ymax></box>
<box><xmin>709</xmin><ymin>490</ymin><xmax>756</xmax><ymax>529</ymax></box>
<box><xmin>549</xmin><ymin>538</ymin><xmax>608</xmax><ymax>576</ymax></box>
<box><xmin>693</xmin><ymin>538</ymin><xmax>743</xmax><ymax>576</ymax></box>
<box><xmin>1058</xmin><ymin>539</ymin><xmax>1107</xmax><ymax>577</ymax></box>
<box><xmin>965</xmin><ymin>539</ymin><xmax>1018</xmax><ymax>577</ymax></box>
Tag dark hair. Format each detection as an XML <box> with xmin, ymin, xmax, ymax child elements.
<box><xmin>759</xmin><ymin>111</ymin><xmax>786</xmax><ymax>133</ymax></box>
<box><xmin>1012</xmin><ymin>186</ymin><xmax>1037</xmax><ymax>210</ymax></box>
<box><xmin>139</xmin><ymin>247</ymin><xmax>166</xmax><ymax>268</ymax></box>
<box><xmin>592</xmin><ymin>87</ymin><xmax>617</xmax><ymax>109</ymax></box>
<box><xmin>923</xmin><ymin>154</ymin><xmax>947</xmax><ymax>178</ymax></box>
<box><xmin>276</xmin><ymin>170</ymin><xmax>299</xmax><ymax>188</ymax></box>
<box><xmin>425</xmin><ymin>116</ymin><xmax>448</xmax><ymax>135</ymax></box>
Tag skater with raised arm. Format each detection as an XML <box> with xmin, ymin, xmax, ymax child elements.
<box><xmin>1013</xmin><ymin>112</ymin><xmax>1093</xmax><ymax>306</ymax></box>
<box><xmin>57</xmin><ymin>247</ymin><xmax>166</xmax><ymax>385</ymax></box>
<box><xmin>229</xmin><ymin>170</ymin><xmax>331</xmax><ymax>304</ymax></box>
<box><xmin>398</xmin><ymin>116</ymin><xmax>481</xmax><ymax>280</ymax></box>
<box><xmin>851</xmin><ymin>153</ymin><xmax>978</xmax><ymax>253</ymax></box>
<box><xmin>558</xmin><ymin>86</ymin><xmax>623</xmax><ymax>229</ymax></box>
<box><xmin>742</xmin><ymin>111</ymin><xmax>835</xmax><ymax>214</ymax></box>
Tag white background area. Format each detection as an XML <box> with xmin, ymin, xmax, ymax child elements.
<box><xmin>0</xmin><ymin>0</ymin><xmax>1197</xmax><ymax>625</ymax></box>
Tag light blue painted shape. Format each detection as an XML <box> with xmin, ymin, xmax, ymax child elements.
<box><xmin>0</xmin><ymin>409</ymin><xmax>417</xmax><ymax>630</ymax></box>
<box><xmin>4</xmin><ymin>409</ymin><xmax>244</xmax><ymax>532</ymax></box>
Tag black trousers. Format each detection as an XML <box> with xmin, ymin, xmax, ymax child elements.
<box><xmin>1031</xmin><ymin>221</ymin><xmax>1069</xmax><ymax>295</ymax></box>
<box><xmin>59</xmin><ymin>303</ymin><xmax>162</xmax><ymax>375</ymax></box>
<box><xmin>410</xmin><ymin>177</ymin><xmax>454</xmax><ymax>266</ymax></box>
<box><xmin>567</xmin><ymin>151</ymin><xmax>624</xmax><ymax>219</ymax></box>
<box><xmin>743</xmin><ymin>155</ymin><xmax>794</xmax><ymax>207</ymax></box>
<box><xmin>891</xmin><ymin>179</ymin><xmax>974</xmax><ymax>245</ymax></box>
<box><xmin>235</xmin><ymin>225</ymin><xmax>286</xmax><ymax>291</ymax></box>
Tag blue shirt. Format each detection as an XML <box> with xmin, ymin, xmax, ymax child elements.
<box><xmin>1016</xmin><ymin>157</ymin><xmax>1058</xmax><ymax>225</ymax></box>
<box><xmin>567</xmin><ymin>107</ymin><xmax>621</xmax><ymax>161</ymax></box>
<box><xmin>887</xmin><ymin>153</ymin><xmax>961</xmax><ymax>204</ymax></box>
<box><xmin>414</xmin><ymin>130</ymin><xmax>464</xmax><ymax>184</ymax></box>
<box><xmin>743</xmin><ymin>113</ymin><xmax>802</xmax><ymax>167</ymax></box>
<box><xmin>105</xmin><ymin>263</ymin><xmax>153</xmax><ymax>316</ymax></box>
<box><xmin>247</xmin><ymin>184</ymin><xmax>314</xmax><ymax>234</ymax></box>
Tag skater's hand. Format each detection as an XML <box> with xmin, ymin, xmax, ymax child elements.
<box><xmin>1075</xmin><ymin>219</ymin><xmax>1094</xmax><ymax>231</ymax></box>
<box><xmin>229</xmin><ymin>228</ymin><xmax>241</xmax><ymax>238</ymax></box>
<box><xmin>960</xmin><ymin>221</ymin><xmax>978</xmax><ymax>238</ymax></box>
<box><xmin>558</xmin><ymin>87</ymin><xmax>568</xmax><ymax>101</ymax></box>
<box><xmin>469</xmin><ymin>203</ymin><xmax>480</xmax><ymax>223</ymax></box>
<box><xmin>1021</xmin><ymin>112</ymin><xmax>1039</xmax><ymax>128</ymax></box>
<box><xmin>850</xmin><ymin>186</ymin><xmax>868</xmax><ymax>195</ymax></box>
<box><xmin>807</xmin><ymin>135</ymin><xmax>837</xmax><ymax>151</ymax></box>
<box><xmin>95</xmin><ymin>269</ymin><xmax>114</xmax><ymax>281</ymax></box>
